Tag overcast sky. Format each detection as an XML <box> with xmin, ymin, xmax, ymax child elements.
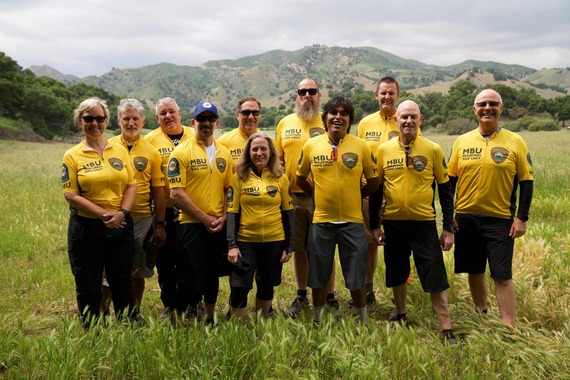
<box><xmin>1</xmin><ymin>0</ymin><xmax>568</xmax><ymax>78</ymax></box>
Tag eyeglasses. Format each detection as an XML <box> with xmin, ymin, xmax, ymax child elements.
<box><xmin>82</xmin><ymin>115</ymin><xmax>106</xmax><ymax>124</ymax></box>
<box><xmin>297</xmin><ymin>88</ymin><xmax>319</xmax><ymax>96</ymax></box>
<box><xmin>331</xmin><ymin>143</ymin><xmax>338</xmax><ymax>161</ymax></box>
<box><xmin>475</xmin><ymin>101</ymin><xmax>501</xmax><ymax>108</ymax></box>
<box><xmin>194</xmin><ymin>115</ymin><xmax>218</xmax><ymax>123</ymax></box>
<box><xmin>239</xmin><ymin>110</ymin><xmax>260</xmax><ymax>117</ymax></box>
<box><xmin>404</xmin><ymin>146</ymin><xmax>413</xmax><ymax>167</ymax></box>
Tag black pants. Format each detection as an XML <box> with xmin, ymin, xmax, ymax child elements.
<box><xmin>67</xmin><ymin>213</ymin><xmax>135</xmax><ymax>326</ymax></box>
<box><xmin>156</xmin><ymin>207</ymin><xmax>177</xmax><ymax>308</ymax></box>
<box><xmin>174</xmin><ymin>223</ymin><xmax>227</xmax><ymax>312</ymax></box>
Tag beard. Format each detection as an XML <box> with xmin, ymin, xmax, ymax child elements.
<box><xmin>295</xmin><ymin>100</ymin><xmax>320</xmax><ymax>121</ymax></box>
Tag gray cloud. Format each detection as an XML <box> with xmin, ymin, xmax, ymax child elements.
<box><xmin>1</xmin><ymin>0</ymin><xmax>568</xmax><ymax>77</ymax></box>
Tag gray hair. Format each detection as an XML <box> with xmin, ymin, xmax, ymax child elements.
<box><xmin>155</xmin><ymin>97</ymin><xmax>180</xmax><ymax>114</ymax></box>
<box><xmin>117</xmin><ymin>98</ymin><xmax>145</xmax><ymax>120</ymax></box>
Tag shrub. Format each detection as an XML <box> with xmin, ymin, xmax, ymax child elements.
<box><xmin>445</xmin><ymin>118</ymin><xmax>477</xmax><ymax>135</ymax></box>
<box><xmin>528</xmin><ymin>119</ymin><xmax>560</xmax><ymax>131</ymax></box>
<box><xmin>504</xmin><ymin>116</ymin><xmax>534</xmax><ymax>132</ymax></box>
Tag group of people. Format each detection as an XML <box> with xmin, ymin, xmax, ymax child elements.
<box><xmin>61</xmin><ymin>76</ymin><xmax>533</xmax><ymax>342</ymax></box>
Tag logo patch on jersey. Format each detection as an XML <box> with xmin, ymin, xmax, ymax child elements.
<box><xmin>342</xmin><ymin>153</ymin><xmax>358</xmax><ymax>169</ymax></box>
<box><xmin>411</xmin><ymin>156</ymin><xmax>428</xmax><ymax>172</ymax></box>
<box><xmin>227</xmin><ymin>186</ymin><xmax>234</xmax><ymax>202</ymax></box>
<box><xmin>388</xmin><ymin>131</ymin><xmax>399</xmax><ymax>140</ymax></box>
<box><xmin>133</xmin><ymin>157</ymin><xmax>148</xmax><ymax>172</ymax></box>
<box><xmin>527</xmin><ymin>153</ymin><xmax>533</xmax><ymax>166</ymax></box>
<box><xmin>61</xmin><ymin>163</ymin><xmax>69</xmax><ymax>183</ymax></box>
<box><xmin>108</xmin><ymin>158</ymin><xmax>124</xmax><ymax>171</ymax></box>
<box><xmin>298</xmin><ymin>150</ymin><xmax>303</xmax><ymax>165</ymax></box>
<box><xmin>371</xmin><ymin>152</ymin><xmax>377</xmax><ymax>165</ymax></box>
<box><xmin>491</xmin><ymin>147</ymin><xmax>509</xmax><ymax>164</ymax></box>
<box><xmin>168</xmin><ymin>158</ymin><xmax>180</xmax><ymax>177</ymax></box>
<box><xmin>442</xmin><ymin>157</ymin><xmax>447</xmax><ymax>169</ymax></box>
<box><xmin>216</xmin><ymin>158</ymin><xmax>227</xmax><ymax>173</ymax></box>
<box><xmin>309</xmin><ymin>128</ymin><xmax>325</xmax><ymax>138</ymax></box>
<box><xmin>266</xmin><ymin>185</ymin><xmax>278</xmax><ymax>198</ymax></box>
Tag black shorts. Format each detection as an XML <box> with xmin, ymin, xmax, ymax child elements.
<box><xmin>230</xmin><ymin>241</ymin><xmax>285</xmax><ymax>289</ymax></box>
<box><xmin>382</xmin><ymin>220</ymin><xmax>449</xmax><ymax>292</ymax></box>
<box><xmin>454</xmin><ymin>214</ymin><xmax>514</xmax><ymax>280</ymax></box>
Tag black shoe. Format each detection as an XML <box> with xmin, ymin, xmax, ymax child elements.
<box><xmin>389</xmin><ymin>313</ymin><xmax>407</xmax><ymax>328</ymax></box>
<box><xmin>325</xmin><ymin>298</ymin><xmax>341</xmax><ymax>318</ymax></box>
<box><xmin>286</xmin><ymin>295</ymin><xmax>309</xmax><ymax>318</ymax></box>
<box><xmin>366</xmin><ymin>291</ymin><xmax>377</xmax><ymax>305</ymax></box>
<box><xmin>441</xmin><ymin>330</ymin><xmax>457</xmax><ymax>346</ymax></box>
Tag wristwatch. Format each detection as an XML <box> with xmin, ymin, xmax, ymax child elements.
<box><xmin>120</xmin><ymin>208</ymin><xmax>130</xmax><ymax>218</ymax></box>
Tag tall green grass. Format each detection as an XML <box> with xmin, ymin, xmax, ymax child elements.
<box><xmin>0</xmin><ymin>132</ymin><xmax>569</xmax><ymax>379</ymax></box>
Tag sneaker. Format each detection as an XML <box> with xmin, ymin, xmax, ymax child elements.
<box><xmin>366</xmin><ymin>291</ymin><xmax>377</xmax><ymax>305</ymax></box>
<box><xmin>388</xmin><ymin>307</ymin><xmax>398</xmax><ymax>320</ymax></box>
<box><xmin>159</xmin><ymin>307</ymin><xmax>174</xmax><ymax>322</ymax></box>
<box><xmin>388</xmin><ymin>313</ymin><xmax>407</xmax><ymax>328</ymax></box>
<box><xmin>441</xmin><ymin>330</ymin><xmax>457</xmax><ymax>346</ymax></box>
<box><xmin>286</xmin><ymin>295</ymin><xmax>309</xmax><ymax>318</ymax></box>
<box><xmin>325</xmin><ymin>298</ymin><xmax>341</xmax><ymax>319</ymax></box>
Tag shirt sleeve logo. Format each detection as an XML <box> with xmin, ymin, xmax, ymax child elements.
<box><xmin>61</xmin><ymin>163</ymin><xmax>69</xmax><ymax>183</ymax></box>
<box><xmin>371</xmin><ymin>152</ymin><xmax>377</xmax><ymax>165</ymax></box>
<box><xmin>168</xmin><ymin>158</ymin><xmax>180</xmax><ymax>177</ymax></box>
<box><xmin>216</xmin><ymin>158</ymin><xmax>227</xmax><ymax>173</ymax></box>
<box><xmin>342</xmin><ymin>153</ymin><xmax>358</xmax><ymax>169</ymax></box>
<box><xmin>227</xmin><ymin>185</ymin><xmax>234</xmax><ymax>202</ymax></box>
<box><xmin>108</xmin><ymin>158</ymin><xmax>124</xmax><ymax>171</ymax></box>
<box><xmin>490</xmin><ymin>147</ymin><xmax>509</xmax><ymax>164</ymax></box>
<box><xmin>298</xmin><ymin>150</ymin><xmax>304</xmax><ymax>165</ymax></box>
<box><xmin>526</xmin><ymin>153</ymin><xmax>533</xmax><ymax>167</ymax></box>
<box><xmin>133</xmin><ymin>157</ymin><xmax>149</xmax><ymax>172</ymax></box>
<box><xmin>266</xmin><ymin>185</ymin><xmax>278</xmax><ymax>198</ymax></box>
<box><xmin>442</xmin><ymin>157</ymin><xmax>448</xmax><ymax>169</ymax></box>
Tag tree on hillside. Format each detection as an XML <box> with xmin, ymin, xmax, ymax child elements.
<box><xmin>0</xmin><ymin>52</ymin><xmax>25</xmax><ymax>118</ymax></box>
<box><xmin>548</xmin><ymin>95</ymin><xmax>570</xmax><ymax>128</ymax></box>
<box><xmin>442</xmin><ymin>80</ymin><xmax>478</xmax><ymax>121</ymax></box>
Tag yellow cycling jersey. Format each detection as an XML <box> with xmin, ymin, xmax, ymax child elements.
<box><xmin>377</xmin><ymin>136</ymin><xmax>448</xmax><ymax>220</ymax></box>
<box><xmin>227</xmin><ymin>169</ymin><xmax>293</xmax><ymax>242</ymax></box>
<box><xmin>145</xmin><ymin>125</ymin><xmax>195</xmax><ymax>208</ymax></box>
<box><xmin>297</xmin><ymin>134</ymin><xmax>377</xmax><ymax>223</ymax></box>
<box><xmin>167</xmin><ymin>137</ymin><xmax>232</xmax><ymax>224</ymax></box>
<box><xmin>109</xmin><ymin>136</ymin><xmax>164</xmax><ymax>219</ymax></box>
<box><xmin>62</xmin><ymin>141</ymin><xmax>135</xmax><ymax>217</ymax></box>
<box><xmin>357</xmin><ymin>112</ymin><xmax>400</xmax><ymax>153</ymax></box>
<box><xmin>275</xmin><ymin>113</ymin><xmax>325</xmax><ymax>193</ymax></box>
<box><xmin>217</xmin><ymin>127</ymin><xmax>259</xmax><ymax>167</ymax></box>
<box><xmin>448</xmin><ymin>128</ymin><xmax>533</xmax><ymax>219</ymax></box>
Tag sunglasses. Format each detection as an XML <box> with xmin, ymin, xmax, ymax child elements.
<box><xmin>404</xmin><ymin>146</ymin><xmax>413</xmax><ymax>167</ymax></box>
<box><xmin>82</xmin><ymin>115</ymin><xmax>106</xmax><ymax>124</ymax></box>
<box><xmin>194</xmin><ymin>115</ymin><xmax>218</xmax><ymax>123</ymax></box>
<box><xmin>239</xmin><ymin>110</ymin><xmax>260</xmax><ymax>117</ymax></box>
<box><xmin>475</xmin><ymin>101</ymin><xmax>501</xmax><ymax>108</ymax></box>
<box><xmin>297</xmin><ymin>88</ymin><xmax>319</xmax><ymax>96</ymax></box>
<box><xmin>331</xmin><ymin>143</ymin><xmax>338</xmax><ymax>161</ymax></box>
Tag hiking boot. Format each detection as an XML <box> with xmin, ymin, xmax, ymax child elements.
<box><xmin>286</xmin><ymin>295</ymin><xmax>309</xmax><ymax>318</ymax></box>
<box><xmin>441</xmin><ymin>330</ymin><xmax>457</xmax><ymax>346</ymax></box>
<box><xmin>325</xmin><ymin>297</ymin><xmax>341</xmax><ymax>319</ymax></box>
<box><xmin>389</xmin><ymin>313</ymin><xmax>407</xmax><ymax>328</ymax></box>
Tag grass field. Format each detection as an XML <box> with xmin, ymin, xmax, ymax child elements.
<box><xmin>0</xmin><ymin>131</ymin><xmax>569</xmax><ymax>379</ymax></box>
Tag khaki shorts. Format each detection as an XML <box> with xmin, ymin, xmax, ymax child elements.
<box><xmin>131</xmin><ymin>217</ymin><xmax>155</xmax><ymax>279</ymax></box>
<box><xmin>292</xmin><ymin>193</ymin><xmax>314</xmax><ymax>252</ymax></box>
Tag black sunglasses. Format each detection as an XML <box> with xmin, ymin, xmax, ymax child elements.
<box><xmin>82</xmin><ymin>115</ymin><xmax>106</xmax><ymax>124</ymax></box>
<box><xmin>475</xmin><ymin>101</ymin><xmax>501</xmax><ymax>108</ymax></box>
<box><xmin>239</xmin><ymin>110</ymin><xmax>260</xmax><ymax>117</ymax></box>
<box><xmin>194</xmin><ymin>115</ymin><xmax>218</xmax><ymax>123</ymax></box>
<box><xmin>297</xmin><ymin>88</ymin><xmax>319</xmax><ymax>96</ymax></box>
<box><xmin>404</xmin><ymin>146</ymin><xmax>413</xmax><ymax>167</ymax></box>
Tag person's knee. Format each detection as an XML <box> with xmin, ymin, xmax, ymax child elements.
<box><xmin>230</xmin><ymin>287</ymin><xmax>249</xmax><ymax>308</ymax></box>
<box><xmin>256</xmin><ymin>285</ymin><xmax>274</xmax><ymax>301</ymax></box>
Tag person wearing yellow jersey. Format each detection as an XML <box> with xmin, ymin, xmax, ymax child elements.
<box><xmin>448</xmin><ymin>89</ymin><xmax>534</xmax><ymax>327</ymax></box>
<box><xmin>217</xmin><ymin>97</ymin><xmax>261</xmax><ymax>167</ymax></box>
<box><xmin>226</xmin><ymin>133</ymin><xmax>294</xmax><ymax>319</ymax></box>
<box><xmin>100</xmin><ymin>99</ymin><xmax>166</xmax><ymax>316</ymax></box>
<box><xmin>297</xmin><ymin>96</ymin><xmax>379</xmax><ymax>324</ymax></box>
<box><xmin>145</xmin><ymin>97</ymin><xmax>194</xmax><ymax>320</ymax></box>
<box><xmin>357</xmin><ymin>76</ymin><xmax>401</xmax><ymax>305</ymax></box>
<box><xmin>276</xmin><ymin>78</ymin><xmax>338</xmax><ymax>318</ymax></box>
<box><xmin>62</xmin><ymin>97</ymin><xmax>137</xmax><ymax>326</ymax></box>
<box><xmin>169</xmin><ymin>101</ymin><xmax>232</xmax><ymax>326</ymax></box>
<box><xmin>369</xmin><ymin>100</ymin><xmax>456</xmax><ymax>344</ymax></box>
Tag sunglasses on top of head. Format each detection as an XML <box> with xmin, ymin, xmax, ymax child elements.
<box><xmin>82</xmin><ymin>116</ymin><xmax>107</xmax><ymax>124</ymax></box>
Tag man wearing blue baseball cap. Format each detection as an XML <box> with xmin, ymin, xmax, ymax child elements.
<box><xmin>168</xmin><ymin>101</ymin><xmax>233</xmax><ymax>326</ymax></box>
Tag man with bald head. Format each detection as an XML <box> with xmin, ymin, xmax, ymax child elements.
<box><xmin>448</xmin><ymin>89</ymin><xmax>533</xmax><ymax>327</ymax></box>
<box><xmin>370</xmin><ymin>100</ymin><xmax>455</xmax><ymax>343</ymax></box>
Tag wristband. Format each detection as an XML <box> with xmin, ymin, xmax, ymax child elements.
<box><xmin>120</xmin><ymin>208</ymin><xmax>130</xmax><ymax>218</ymax></box>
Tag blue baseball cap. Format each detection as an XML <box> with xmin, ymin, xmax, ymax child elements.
<box><xmin>193</xmin><ymin>101</ymin><xmax>218</xmax><ymax>118</ymax></box>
